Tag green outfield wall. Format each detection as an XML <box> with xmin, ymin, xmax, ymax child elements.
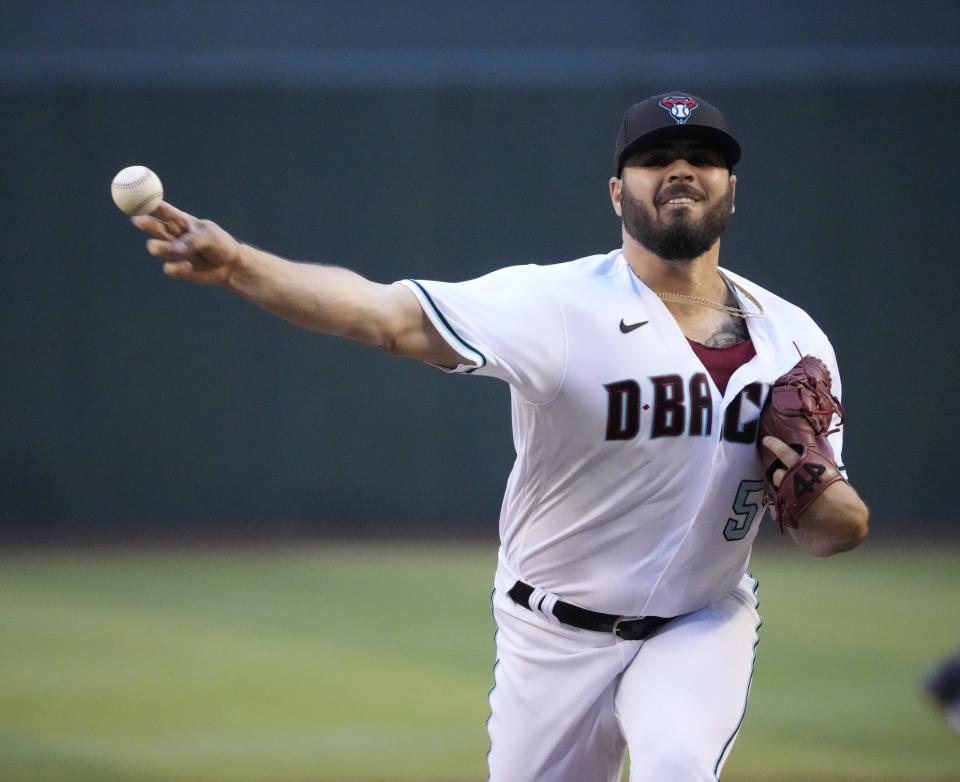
<box><xmin>2</xmin><ymin>72</ymin><xmax>957</xmax><ymax>536</ymax></box>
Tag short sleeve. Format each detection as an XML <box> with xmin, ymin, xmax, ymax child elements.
<box><xmin>398</xmin><ymin>265</ymin><xmax>567</xmax><ymax>404</ymax></box>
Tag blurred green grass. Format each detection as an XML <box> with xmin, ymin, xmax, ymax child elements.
<box><xmin>0</xmin><ymin>541</ymin><xmax>957</xmax><ymax>781</ymax></box>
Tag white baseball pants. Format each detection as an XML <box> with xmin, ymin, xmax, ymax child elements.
<box><xmin>486</xmin><ymin>573</ymin><xmax>761</xmax><ymax>782</ymax></box>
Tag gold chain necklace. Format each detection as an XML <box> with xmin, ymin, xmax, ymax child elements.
<box><xmin>656</xmin><ymin>271</ymin><xmax>765</xmax><ymax>319</ymax></box>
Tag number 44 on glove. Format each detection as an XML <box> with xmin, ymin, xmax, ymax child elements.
<box><xmin>759</xmin><ymin>355</ymin><xmax>847</xmax><ymax>530</ymax></box>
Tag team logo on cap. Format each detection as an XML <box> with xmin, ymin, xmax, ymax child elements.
<box><xmin>659</xmin><ymin>96</ymin><xmax>698</xmax><ymax>124</ymax></box>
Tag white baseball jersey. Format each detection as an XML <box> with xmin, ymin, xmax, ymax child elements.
<box><xmin>399</xmin><ymin>249</ymin><xmax>844</xmax><ymax>618</ymax></box>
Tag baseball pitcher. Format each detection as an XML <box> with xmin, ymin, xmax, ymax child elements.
<box><xmin>130</xmin><ymin>93</ymin><xmax>869</xmax><ymax>781</ymax></box>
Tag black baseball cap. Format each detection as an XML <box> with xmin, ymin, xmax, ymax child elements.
<box><xmin>614</xmin><ymin>92</ymin><xmax>741</xmax><ymax>175</ymax></box>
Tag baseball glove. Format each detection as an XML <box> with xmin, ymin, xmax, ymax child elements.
<box><xmin>759</xmin><ymin>355</ymin><xmax>847</xmax><ymax>529</ymax></box>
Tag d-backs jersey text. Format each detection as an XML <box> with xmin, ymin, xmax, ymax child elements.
<box><xmin>399</xmin><ymin>250</ymin><xmax>845</xmax><ymax>618</ymax></box>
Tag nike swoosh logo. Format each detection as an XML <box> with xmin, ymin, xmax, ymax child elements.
<box><xmin>619</xmin><ymin>319</ymin><xmax>649</xmax><ymax>333</ymax></box>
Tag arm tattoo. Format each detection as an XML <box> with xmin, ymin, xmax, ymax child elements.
<box><xmin>703</xmin><ymin>316</ymin><xmax>750</xmax><ymax>347</ymax></box>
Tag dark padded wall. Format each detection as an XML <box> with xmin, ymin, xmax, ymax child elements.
<box><xmin>2</xmin><ymin>3</ymin><xmax>958</xmax><ymax>537</ymax></box>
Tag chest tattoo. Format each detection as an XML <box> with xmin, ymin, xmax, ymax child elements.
<box><xmin>703</xmin><ymin>315</ymin><xmax>750</xmax><ymax>347</ymax></box>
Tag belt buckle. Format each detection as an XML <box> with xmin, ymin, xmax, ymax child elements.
<box><xmin>612</xmin><ymin>615</ymin><xmax>645</xmax><ymax>640</ymax></box>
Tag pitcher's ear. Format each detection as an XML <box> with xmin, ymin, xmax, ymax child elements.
<box><xmin>609</xmin><ymin>177</ymin><xmax>623</xmax><ymax>217</ymax></box>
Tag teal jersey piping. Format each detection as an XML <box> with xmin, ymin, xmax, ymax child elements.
<box><xmin>405</xmin><ymin>279</ymin><xmax>487</xmax><ymax>373</ymax></box>
<box><xmin>485</xmin><ymin>587</ymin><xmax>499</xmax><ymax>782</ymax></box>
<box><xmin>712</xmin><ymin>574</ymin><xmax>762</xmax><ymax>779</ymax></box>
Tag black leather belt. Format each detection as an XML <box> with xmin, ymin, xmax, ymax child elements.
<box><xmin>507</xmin><ymin>581</ymin><xmax>673</xmax><ymax>641</ymax></box>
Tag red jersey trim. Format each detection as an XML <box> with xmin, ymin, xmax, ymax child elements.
<box><xmin>686</xmin><ymin>338</ymin><xmax>756</xmax><ymax>395</ymax></box>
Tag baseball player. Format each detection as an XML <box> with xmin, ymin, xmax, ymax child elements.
<box><xmin>131</xmin><ymin>92</ymin><xmax>869</xmax><ymax>781</ymax></box>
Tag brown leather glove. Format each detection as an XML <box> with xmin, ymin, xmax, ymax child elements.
<box><xmin>759</xmin><ymin>356</ymin><xmax>847</xmax><ymax>529</ymax></box>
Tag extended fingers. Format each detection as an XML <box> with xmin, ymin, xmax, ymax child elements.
<box><xmin>762</xmin><ymin>436</ymin><xmax>800</xmax><ymax>467</ymax></box>
<box><xmin>146</xmin><ymin>237</ymin><xmax>189</xmax><ymax>258</ymax></box>
<box><xmin>151</xmin><ymin>200</ymin><xmax>194</xmax><ymax>229</ymax></box>
<box><xmin>763</xmin><ymin>436</ymin><xmax>800</xmax><ymax>490</ymax></box>
<box><xmin>162</xmin><ymin>260</ymin><xmax>195</xmax><ymax>278</ymax></box>
<box><xmin>132</xmin><ymin>214</ymin><xmax>181</xmax><ymax>240</ymax></box>
<box><xmin>131</xmin><ymin>200</ymin><xmax>194</xmax><ymax>240</ymax></box>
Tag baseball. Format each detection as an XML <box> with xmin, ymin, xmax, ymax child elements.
<box><xmin>111</xmin><ymin>165</ymin><xmax>163</xmax><ymax>216</ymax></box>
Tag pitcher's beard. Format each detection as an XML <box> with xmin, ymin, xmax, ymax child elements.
<box><xmin>621</xmin><ymin>185</ymin><xmax>733</xmax><ymax>261</ymax></box>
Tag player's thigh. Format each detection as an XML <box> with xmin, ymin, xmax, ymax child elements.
<box><xmin>487</xmin><ymin>589</ymin><xmax>628</xmax><ymax>782</ymax></box>
<box><xmin>615</xmin><ymin>574</ymin><xmax>761</xmax><ymax>781</ymax></box>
